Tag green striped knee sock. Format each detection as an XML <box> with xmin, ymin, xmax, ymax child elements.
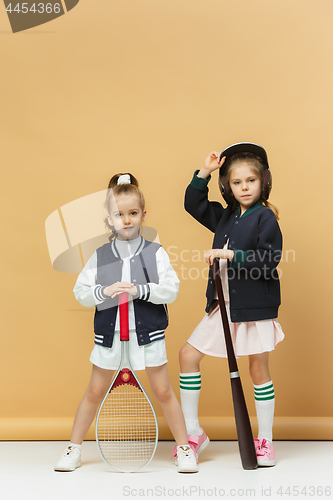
<box><xmin>179</xmin><ymin>372</ymin><xmax>202</xmax><ymax>436</ymax></box>
<box><xmin>254</xmin><ymin>380</ymin><xmax>275</xmax><ymax>443</ymax></box>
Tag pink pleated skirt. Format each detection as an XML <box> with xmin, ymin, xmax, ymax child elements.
<box><xmin>187</xmin><ymin>249</ymin><xmax>285</xmax><ymax>358</ymax></box>
<box><xmin>187</xmin><ymin>302</ymin><xmax>284</xmax><ymax>358</ymax></box>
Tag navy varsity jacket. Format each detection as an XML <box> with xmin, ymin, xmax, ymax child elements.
<box><xmin>185</xmin><ymin>172</ymin><xmax>283</xmax><ymax>322</ymax></box>
<box><xmin>73</xmin><ymin>237</ymin><xmax>179</xmax><ymax>348</ymax></box>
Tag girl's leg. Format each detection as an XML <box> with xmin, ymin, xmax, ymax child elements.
<box><xmin>145</xmin><ymin>363</ymin><xmax>188</xmax><ymax>445</ymax></box>
<box><xmin>178</xmin><ymin>343</ymin><xmax>205</xmax><ymax>437</ymax></box>
<box><xmin>249</xmin><ymin>352</ymin><xmax>275</xmax><ymax>451</ymax></box>
<box><xmin>146</xmin><ymin>363</ymin><xmax>198</xmax><ymax>473</ymax></box>
<box><xmin>179</xmin><ymin>342</ymin><xmax>205</xmax><ymax>373</ymax></box>
<box><xmin>55</xmin><ymin>365</ymin><xmax>115</xmax><ymax>471</ymax></box>
<box><xmin>248</xmin><ymin>351</ymin><xmax>271</xmax><ymax>385</ymax></box>
<box><xmin>70</xmin><ymin>365</ymin><xmax>115</xmax><ymax>444</ymax></box>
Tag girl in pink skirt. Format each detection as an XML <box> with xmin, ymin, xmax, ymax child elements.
<box><xmin>179</xmin><ymin>143</ymin><xmax>284</xmax><ymax>467</ymax></box>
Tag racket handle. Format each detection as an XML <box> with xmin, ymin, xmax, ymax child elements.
<box><xmin>119</xmin><ymin>292</ymin><xmax>129</xmax><ymax>341</ymax></box>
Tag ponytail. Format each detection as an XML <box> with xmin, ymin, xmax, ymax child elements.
<box><xmin>263</xmin><ymin>199</ymin><xmax>279</xmax><ymax>221</ymax></box>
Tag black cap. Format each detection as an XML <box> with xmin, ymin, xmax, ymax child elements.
<box><xmin>219</xmin><ymin>142</ymin><xmax>268</xmax><ymax>166</ymax></box>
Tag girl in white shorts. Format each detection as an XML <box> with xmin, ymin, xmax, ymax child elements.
<box><xmin>54</xmin><ymin>173</ymin><xmax>197</xmax><ymax>473</ymax></box>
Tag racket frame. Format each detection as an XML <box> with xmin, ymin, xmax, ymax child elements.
<box><xmin>95</xmin><ymin>293</ymin><xmax>158</xmax><ymax>472</ymax></box>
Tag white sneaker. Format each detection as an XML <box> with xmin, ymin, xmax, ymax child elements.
<box><xmin>176</xmin><ymin>445</ymin><xmax>198</xmax><ymax>473</ymax></box>
<box><xmin>54</xmin><ymin>446</ymin><xmax>81</xmax><ymax>472</ymax></box>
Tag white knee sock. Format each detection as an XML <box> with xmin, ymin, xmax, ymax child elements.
<box><xmin>179</xmin><ymin>372</ymin><xmax>202</xmax><ymax>436</ymax></box>
<box><xmin>254</xmin><ymin>380</ymin><xmax>275</xmax><ymax>443</ymax></box>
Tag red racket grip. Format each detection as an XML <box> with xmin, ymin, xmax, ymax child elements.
<box><xmin>119</xmin><ymin>292</ymin><xmax>129</xmax><ymax>341</ymax></box>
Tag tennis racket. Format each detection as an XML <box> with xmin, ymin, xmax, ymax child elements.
<box><xmin>213</xmin><ymin>259</ymin><xmax>258</xmax><ymax>470</ymax></box>
<box><xmin>95</xmin><ymin>292</ymin><xmax>158</xmax><ymax>472</ymax></box>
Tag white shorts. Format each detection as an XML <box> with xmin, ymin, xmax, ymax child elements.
<box><xmin>90</xmin><ymin>329</ymin><xmax>168</xmax><ymax>371</ymax></box>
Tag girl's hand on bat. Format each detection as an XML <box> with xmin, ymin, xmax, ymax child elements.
<box><xmin>204</xmin><ymin>249</ymin><xmax>234</xmax><ymax>265</ymax></box>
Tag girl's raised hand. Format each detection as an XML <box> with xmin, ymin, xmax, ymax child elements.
<box><xmin>197</xmin><ymin>152</ymin><xmax>226</xmax><ymax>179</ymax></box>
<box><xmin>204</xmin><ymin>248</ymin><xmax>234</xmax><ymax>265</ymax></box>
<box><xmin>103</xmin><ymin>282</ymin><xmax>136</xmax><ymax>299</ymax></box>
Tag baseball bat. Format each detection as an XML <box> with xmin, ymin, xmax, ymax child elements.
<box><xmin>213</xmin><ymin>259</ymin><xmax>258</xmax><ymax>470</ymax></box>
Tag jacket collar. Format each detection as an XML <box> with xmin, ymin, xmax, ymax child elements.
<box><xmin>111</xmin><ymin>235</ymin><xmax>145</xmax><ymax>259</ymax></box>
<box><xmin>236</xmin><ymin>201</ymin><xmax>264</xmax><ymax>219</ymax></box>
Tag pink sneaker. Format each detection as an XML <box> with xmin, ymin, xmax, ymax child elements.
<box><xmin>173</xmin><ymin>429</ymin><xmax>209</xmax><ymax>463</ymax></box>
<box><xmin>188</xmin><ymin>429</ymin><xmax>210</xmax><ymax>457</ymax></box>
<box><xmin>254</xmin><ymin>438</ymin><xmax>276</xmax><ymax>467</ymax></box>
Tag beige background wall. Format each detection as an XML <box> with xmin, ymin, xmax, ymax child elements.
<box><xmin>1</xmin><ymin>0</ymin><xmax>333</xmax><ymax>440</ymax></box>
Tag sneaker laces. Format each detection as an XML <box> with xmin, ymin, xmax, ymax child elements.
<box><xmin>63</xmin><ymin>446</ymin><xmax>80</xmax><ymax>457</ymax></box>
<box><xmin>178</xmin><ymin>446</ymin><xmax>196</xmax><ymax>463</ymax></box>
<box><xmin>256</xmin><ymin>439</ymin><xmax>269</xmax><ymax>456</ymax></box>
<box><xmin>187</xmin><ymin>442</ymin><xmax>197</xmax><ymax>456</ymax></box>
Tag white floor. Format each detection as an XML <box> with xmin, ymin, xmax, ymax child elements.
<box><xmin>0</xmin><ymin>441</ymin><xmax>332</xmax><ymax>500</ymax></box>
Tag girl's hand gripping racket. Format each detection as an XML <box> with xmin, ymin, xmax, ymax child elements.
<box><xmin>213</xmin><ymin>259</ymin><xmax>258</xmax><ymax>470</ymax></box>
<box><xmin>95</xmin><ymin>292</ymin><xmax>158</xmax><ymax>472</ymax></box>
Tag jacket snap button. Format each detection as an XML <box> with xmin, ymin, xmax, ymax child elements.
<box><xmin>232</xmin><ymin>289</ymin><xmax>236</xmax><ymax>294</ymax></box>
<box><xmin>235</xmin><ymin>221</ymin><xmax>239</xmax><ymax>224</ymax></box>
<box><xmin>133</xmin><ymin>279</ymin><xmax>136</xmax><ymax>283</ymax></box>
<box><xmin>138</xmin><ymin>321</ymin><xmax>141</xmax><ymax>325</ymax></box>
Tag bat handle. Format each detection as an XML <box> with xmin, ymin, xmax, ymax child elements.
<box><xmin>213</xmin><ymin>259</ymin><xmax>238</xmax><ymax>373</ymax></box>
<box><xmin>119</xmin><ymin>292</ymin><xmax>129</xmax><ymax>341</ymax></box>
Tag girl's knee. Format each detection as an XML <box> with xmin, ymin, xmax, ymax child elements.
<box><xmin>86</xmin><ymin>384</ymin><xmax>106</xmax><ymax>404</ymax></box>
<box><xmin>249</xmin><ymin>353</ymin><xmax>270</xmax><ymax>385</ymax></box>
<box><xmin>249</xmin><ymin>363</ymin><xmax>270</xmax><ymax>385</ymax></box>
<box><xmin>179</xmin><ymin>343</ymin><xmax>195</xmax><ymax>367</ymax></box>
<box><xmin>153</xmin><ymin>383</ymin><xmax>173</xmax><ymax>405</ymax></box>
<box><xmin>179</xmin><ymin>344</ymin><xmax>187</xmax><ymax>364</ymax></box>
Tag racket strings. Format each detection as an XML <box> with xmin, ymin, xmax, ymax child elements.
<box><xmin>97</xmin><ymin>381</ymin><xmax>157</xmax><ymax>472</ymax></box>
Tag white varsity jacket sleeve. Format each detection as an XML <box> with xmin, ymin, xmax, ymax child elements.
<box><xmin>137</xmin><ymin>246</ymin><xmax>180</xmax><ymax>305</ymax></box>
<box><xmin>73</xmin><ymin>251</ymin><xmax>110</xmax><ymax>308</ymax></box>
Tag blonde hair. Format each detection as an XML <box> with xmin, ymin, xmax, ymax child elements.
<box><xmin>221</xmin><ymin>153</ymin><xmax>279</xmax><ymax>220</ymax></box>
<box><xmin>104</xmin><ymin>173</ymin><xmax>145</xmax><ymax>240</ymax></box>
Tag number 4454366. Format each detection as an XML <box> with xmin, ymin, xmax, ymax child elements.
<box><xmin>277</xmin><ymin>486</ymin><xmax>331</xmax><ymax>496</ymax></box>
<box><xmin>6</xmin><ymin>3</ymin><xmax>62</xmax><ymax>14</ymax></box>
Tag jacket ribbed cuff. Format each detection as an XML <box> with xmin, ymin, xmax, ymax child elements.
<box><xmin>190</xmin><ymin>170</ymin><xmax>211</xmax><ymax>190</ymax></box>
<box><xmin>94</xmin><ymin>285</ymin><xmax>108</xmax><ymax>301</ymax></box>
<box><xmin>135</xmin><ymin>284</ymin><xmax>150</xmax><ymax>301</ymax></box>
<box><xmin>230</xmin><ymin>249</ymin><xmax>247</xmax><ymax>269</ymax></box>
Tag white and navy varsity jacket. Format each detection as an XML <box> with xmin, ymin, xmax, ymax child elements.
<box><xmin>73</xmin><ymin>236</ymin><xmax>180</xmax><ymax>348</ymax></box>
